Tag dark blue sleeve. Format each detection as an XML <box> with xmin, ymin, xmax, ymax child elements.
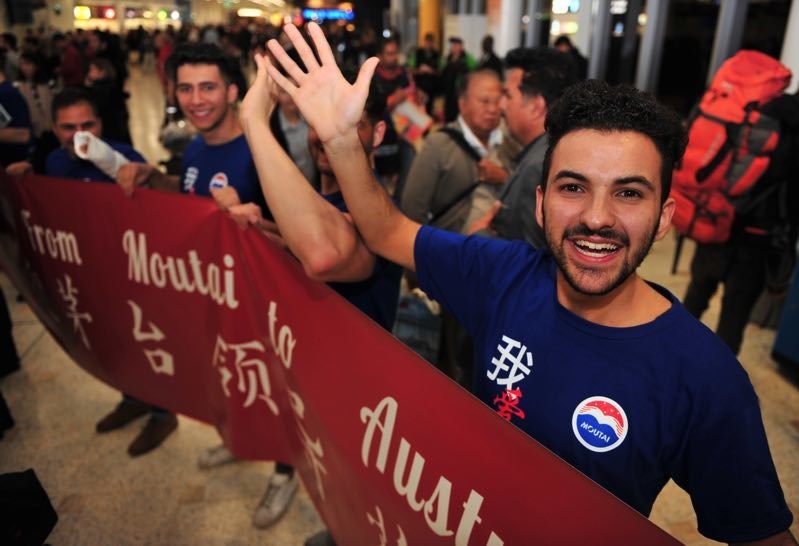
<box><xmin>671</xmin><ymin>357</ymin><xmax>793</xmax><ymax>542</ymax></box>
<box><xmin>414</xmin><ymin>225</ymin><xmax>536</xmax><ymax>335</ymax></box>
<box><xmin>45</xmin><ymin>150</ymin><xmax>65</xmax><ymax>176</ymax></box>
<box><xmin>4</xmin><ymin>88</ymin><xmax>31</xmax><ymax>130</ymax></box>
<box><xmin>124</xmin><ymin>148</ymin><xmax>146</xmax><ymax>163</ymax></box>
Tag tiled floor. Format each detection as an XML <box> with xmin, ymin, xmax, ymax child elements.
<box><xmin>1</xmin><ymin>66</ymin><xmax>797</xmax><ymax>545</ymax></box>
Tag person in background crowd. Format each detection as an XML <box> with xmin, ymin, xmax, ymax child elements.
<box><xmin>439</xmin><ymin>36</ymin><xmax>476</xmax><ymax>122</ymax></box>
<box><xmin>477</xmin><ymin>35</ymin><xmax>503</xmax><ymax>78</ymax></box>
<box><xmin>468</xmin><ymin>47</ymin><xmax>578</xmax><ymax>247</ymax></box>
<box><xmin>155</xmin><ymin>31</ymin><xmax>174</xmax><ymax>96</ymax></box>
<box><xmin>0</xmin><ymin>34</ymin><xmax>20</xmax><ymax>81</ymax></box>
<box><xmin>51</xmin><ymin>32</ymin><xmax>85</xmax><ymax>88</ymax></box>
<box><xmin>372</xmin><ymin>36</ymin><xmax>416</xmax><ymax>183</ymax></box>
<box><xmin>85</xmin><ymin>57</ymin><xmax>131</xmax><ymax>144</ymax></box>
<box><xmin>682</xmin><ymin>90</ymin><xmax>799</xmax><ymax>355</ymax></box>
<box><xmin>264</xmin><ymin>25</ymin><xmax>797</xmax><ymax>545</ymax></box>
<box><xmin>0</xmin><ymin>54</ymin><xmax>32</xmax><ymax>169</ymax></box>
<box><xmin>554</xmin><ymin>35</ymin><xmax>588</xmax><ymax>80</ymax></box>
<box><xmin>407</xmin><ymin>32</ymin><xmax>440</xmax><ymax>115</ymax></box>
<box><xmin>401</xmin><ymin>69</ymin><xmax>506</xmax><ymax>387</ymax></box>
<box><xmin>269</xmin><ymin>88</ymin><xmax>317</xmax><ymax>185</ymax></box>
<box><xmin>15</xmin><ymin>51</ymin><xmax>59</xmax><ymax>173</ymax></box>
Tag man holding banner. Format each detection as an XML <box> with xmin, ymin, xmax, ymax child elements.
<box><xmin>116</xmin><ymin>43</ymin><xmax>268</xmax><ymax>219</ymax></box>
<box><xmin>39</xmin><ymin>87</ymin><xmax>180</xmax><ymax>457</ymax></box>
<box><xmin>202</xmin><ymin>53</ymin><xmax>402</xmax><ymax>531</ymax></box>
<box><xmin>263</xmin><ymin>23</ymin><xmax>795</xmax><ymax>545</ymax></box>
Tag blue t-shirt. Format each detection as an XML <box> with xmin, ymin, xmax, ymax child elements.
<box><xmin>45</xmin><ymin>141</ymin><xmax>145</xmax><ymax>182</ymax></box>
<box><xmin>0</xmin><ymin>80</ymin><xmax>32</xmax><ymax>166</ymax></box>
<box><xmin>324</xmin><ymin>190</ymin><xmax>402</xmax><ymax>330</ymax></box>
<box><xmin>415</xmin><ymin>225</ymin><xmax>792</xmax><ymax>543</ymax></box>
<box><xmin>180</xmin><ymin>133</ymin><xmax>270</xmax><ymax>217</ymax></box>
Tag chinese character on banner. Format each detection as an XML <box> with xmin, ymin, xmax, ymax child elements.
<box><xmin>493</xmin><ymin>388</ymin><xmax>525</xmax><ymax>422</ymax></box>
<box><xmin>127</xmin><ymin>300</ymin><xmax>174</xmax><ymax>376</ymax></box>
<box><xmin>56</xmin><ymin>274</ymin><xmax>92</xmax><ymax>349</ymax></box>
<box><xmin>211</xmin><ymin>336</ymin><xmax>279</xmax><ymax>416</ymax></box>
<box><xmin>487</xmin><ymin>335</ymin><xmax>533</xmax><ymax>390</ymax></box>
<box><xmin>366</xmin><ymin>505</ymin><xmax>408</xmax><ymax>546</ymax></box>
<box><xmin>288</xmin><ymin>389</ymin><xmax>327</xmax><ymax>500</ymax></box>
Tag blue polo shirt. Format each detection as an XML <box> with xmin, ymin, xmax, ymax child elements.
<box><xmin>180</xmin><ymin>133</ymin><xmax>270</xmax><ymax>217</ymax></box>
<box><xmin>324</xmin><ymin>190</ymin><xmax>401</xmax><ymax>330</ymax></box>
<box><xmin>0</xmin><ymin>80</ymin><xmax>32</xmax><ymax>166</ymax></box>
<box><xmin>414</xmin><ymin>225</ymin><xmax>792</xmax><ymax>543</ymax></box>
<box><xmin>45</xmin><ymin>141</ymin><xmax>145</xmax><ymax>182</ymax></box>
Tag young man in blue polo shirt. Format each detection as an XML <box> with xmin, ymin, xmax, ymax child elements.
<box><xmin>41</xmin><ymin>88</ymin><xmax>178</xmax><ymax>457</ymax></box>
<box><xmin>116</xmin><ymin>43</ymin><xmax>268</xmax><ymax>217</ymax></box>
<box><xmin>262</xmin><ymin>23</ymin><xmax>796</xmax><ymax>545</ymax></box>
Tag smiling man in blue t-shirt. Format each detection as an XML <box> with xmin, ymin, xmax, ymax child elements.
<box><xmin>116</xmin><ymin>43</ymin><xmax>268</xmax><ymax>217</ymax></box>
<box><xmin>262</xmin><ymin>24</ymin><xmax>797</xmax><ymax>546</ymax></box>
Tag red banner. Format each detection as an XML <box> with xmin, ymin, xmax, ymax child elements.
<box><xmin>0</xmin><ymin>173</ymin><xmax>680</xmax><ymax>545</ymax></box>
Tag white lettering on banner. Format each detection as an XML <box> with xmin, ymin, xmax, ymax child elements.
<box><xmin>268</xmin><ymin>301</ymin><xmax>296</xmax><ymax>369</ymax></box>
<box><xmin>21</xmin><ymin>210</ymin><xmax>82</xmax><ymax>265</ymax></box>
<box><xmin>121</xmin><ymin>230</ymin><xmax>239</xmax><ymax>309</ymax></box>
<box><xmin>288</xmin><ymin>389</ymin><xmax>327</xmax><ymax>500</ymax></box>
<box><xmin>127</xmin><ymin>300</ymin><xmax>175</xmax><ymax>376</ymax></box>
<box><xmin>56</xmin><ymin>274</ymin><xmax>92</xmax><ymax>348</ymax></box>
<box><xmin>360</xmin><ymin>397</ymin><xmax>504</xmax><ymax>545</ymax></box>
<box><xmin>212</xmin><ymin>336</ymin><xmax>279</xmax><ymax>416</ymax></box>
<box><xmin>367</xmin><ymin>505</ymin><xmax>408</xmax><ymax>546</ymax></box>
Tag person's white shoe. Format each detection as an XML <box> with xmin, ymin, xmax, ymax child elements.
<box><xmin>197</xmin><ymin>444</ymin><xmax>236</xmax><ymax>469</ymax></box>
<box><xmin>252</xmin><ymin>472</ymin><xmax>299</xmax><ymax>529</ymax></box>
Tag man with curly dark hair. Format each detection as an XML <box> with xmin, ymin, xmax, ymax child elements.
<box><xmin>266</xmin><ymin>24</ymin><xmax>796</xmax><ymax>545</ymax></box>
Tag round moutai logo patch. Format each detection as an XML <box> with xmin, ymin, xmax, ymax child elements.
<box><xmin>209</xmin><ymin>172</ymin><xmax>229</xmax><ymax>189</ymax></box>
<box><xmin>572</xmin><ymin>396</ymin><xmax>628</xmax><ymax>453</ymax></box>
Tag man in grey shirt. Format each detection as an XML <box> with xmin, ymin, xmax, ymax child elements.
<box><xmin>470</xmin><ymin>47</ymin><xmax>578</xmax><ymax>247</ymax></box>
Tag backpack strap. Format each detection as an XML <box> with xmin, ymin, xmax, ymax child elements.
<box><xmin>437</xmin><ymin>127</ymin><xmax>483</xmax><ymax>162</ymax></box>
<box><xmin>693</xmin><ymin>109</ymin><xmax>736</xmax><ymax>183</ymax></box>
<box><xmin>426</xmin><ymin>127</ymin><xmax>482</xmax><ymax>225</ymax></box>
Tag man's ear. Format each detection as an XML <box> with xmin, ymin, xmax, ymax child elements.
<box><xmin>654</xmin><ymin>196</ymin><xmax>676</xmax><ymax>242</ymax></box>
<box><xmin>372</xmin><ymin>120</ymin><xmax>387</xmax><ymax>149</ymax></box>
<box><xmin>531</xmin><ymin>94</ymin><xmax>547</xmax><ymax>120</ymax></box>
<box><xmin>227</xmin><ymin>82</ymin><xmax>239</xmax><ymax>105</ymax></box>
<box><xmin>535</xmin><ymin>184</ymin><xmax>545</xmax><ymax>228</ymax></box>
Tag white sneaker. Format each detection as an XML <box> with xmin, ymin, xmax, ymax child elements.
<box><xmin>252</xmin><ymin>472</ymin><xmax>299</xmax><ymax>529</ymax></box>
<box><xmin>197</xmin><ymin>444</ymin><xmax>236</xmax><ymax>469</ymax></box>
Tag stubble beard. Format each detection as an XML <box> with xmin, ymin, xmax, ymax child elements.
<box><xmin>543</xmin><ymin>208</ymin><xmax>658</xmax><ymax>297</ymax></box>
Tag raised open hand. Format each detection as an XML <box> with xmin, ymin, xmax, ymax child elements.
<box><xmin>265</xmin><ymin>22</ymin><xmax>378</xmax><ymax>144</ymax></box>
<box><xmin>240</xmin><ymin>52</ymin><xmax>279</xmax><ymax>128</ymax></box>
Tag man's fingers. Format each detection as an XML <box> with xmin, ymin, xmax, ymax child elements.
<box><xmin>261</xmin><ymin>56</ymin><xmax>280</xmax><ymax>97</ymax></box>
<box><xmin>354</xmin><ymin>57</ymin><xmax>379</xmax><ymax>97</ymax></box>
<box><xmin>307</xmin><ymin>22</ymin><xmax>336</xmax><ymax>66</ymax></box>
<box><xmin>253</xmin><ymin>52</ymin><xmax>269</xmax><ymax>79</ymax></box>
<box><xmin>283</xmin><ymin>24</ymin><xmax>320</xmax><ymax>73</ymax></box>
<box><xmin>266</xmin><ymin>39</ymin><xmax>304</xmax><ymax>88</ymax></box>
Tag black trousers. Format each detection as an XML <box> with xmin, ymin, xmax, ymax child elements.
<box><xmin>0</xmin><ymin>294</ymin><xmax>19</xmax><ymax>377</ymax></box>
<box><xmin>683</xmin><ymin>242</ymin><xmax>769</xmax><ymax>355</ymax></box>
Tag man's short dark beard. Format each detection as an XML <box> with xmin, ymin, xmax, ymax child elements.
<box><xmin>543</xmin><ymin>208</ymin><xmax>658</xmax><ymax>297</ymax></box>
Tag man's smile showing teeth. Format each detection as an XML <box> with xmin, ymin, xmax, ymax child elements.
<box><xmin>573</xmin><ymin>239</ymin><xmax>620</xmax><ymax>257</ymax></box>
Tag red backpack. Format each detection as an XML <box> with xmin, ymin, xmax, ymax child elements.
<box><xmin>670</xmin><ymin>50</ymin><xmax>792</xmax><ymax>243</ymax></box>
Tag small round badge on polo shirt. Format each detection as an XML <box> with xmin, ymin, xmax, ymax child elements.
<box><xmin>210</xmin><ymin>172</ymin><xmax>229</xmax><ymax>189</ymax></box>
<box><xmin>572</xmin><ymin>396</ymin><xmax>628</xmax><ymax>453</ymax></box>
